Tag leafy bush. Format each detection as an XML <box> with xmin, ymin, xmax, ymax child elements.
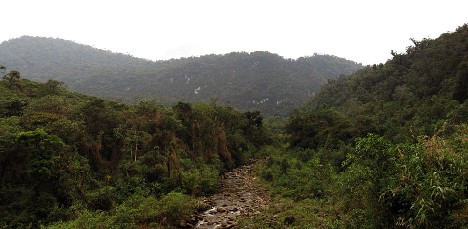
<box><xmin>45</xmin><ymin>210</ymin><xmax>112</xmax><ymax>229</ymax></box>
<box><xmin>335</xmin><ymin>129</ymin><xmax>468</xmax><ymax>228</ymax></box>
<box><xmin>261</xmin><ymin>147</ymin><xmax>332</xmax><ymax>200</ymax></box>
<box><xmin>385</xmin><ymin>125</ymin><xmax>468</xmax><ymax>228</ymax></box>
<box><xmin>258</xmin><ymin>128</ymin><xmax>467</xmax><ymax>228</ymax></box>
<box><xmin>46</xmin><ymin>192</ymin><xmax>198</xmax><ymax>228</ymax></box>
<box><xmin>180</xmin><ymin>158</ymin><xmax>220</xmax><ymax>195</ymax></box>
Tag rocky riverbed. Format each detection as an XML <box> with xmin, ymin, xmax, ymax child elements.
<box><xmin>195</xmin><ymin>161</ymin><xmax>269</xmax><ymax>229</ymax></box>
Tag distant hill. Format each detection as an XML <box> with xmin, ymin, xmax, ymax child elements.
<box><xmin>0</xmin><ymin>36</ymin><xmax>362</xmax><ymax>115</ymax></box>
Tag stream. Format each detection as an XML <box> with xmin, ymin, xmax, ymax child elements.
<box><xmin>194</xmin><ymin>160</ymin><xmax>269</xmax><ymax>228</ymax></box>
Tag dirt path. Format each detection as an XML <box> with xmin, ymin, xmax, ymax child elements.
<box><xmin>195</xmin><ymin>161</ymin><xmax>269</xmax><ymax>228</ymax></box>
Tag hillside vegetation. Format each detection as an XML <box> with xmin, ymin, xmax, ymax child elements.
<box><xmin>244</xmin><ymin>24</ymin><xmax>468</xmax><ymax>228</ymax></box>
<box><xmin>0</xmin><ymin>36</ymin><xmax>362</xmax><ymax>115</ymax></box>
<box><xmin>2</xmin><ymin>23</ymin><xmax>467</xmax><ymax>229</ymax></box>
<box><xmin>0</xmin><ymin>69</ymin><xmax>269</xmax><ymax>228</ymax></box>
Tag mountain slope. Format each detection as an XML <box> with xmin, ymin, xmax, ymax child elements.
<box><xmin>0</xmin><ymin>36</ymin><xmax>362</xmax><ymax>115</ymax></box>
<box><xmin>0</xmin><ymin>72</ymin><xmax>269</xmax><ymax>228</ymax></box>
<box><xmin>256</xmin><ymin>24</ymin><xmax>468</xmax><ymax>229</ymax></box>
<box><xmin>289</xmin><ymin>23</ymin><xmax>468</xmax><ymax>149</ymax></box>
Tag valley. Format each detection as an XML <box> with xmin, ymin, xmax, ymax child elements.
<box><xmin>1</xmin><ymin>24</ymin><xmax>467</xmax><ymax>228</ymax></box>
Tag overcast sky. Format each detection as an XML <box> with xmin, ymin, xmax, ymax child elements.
<box><xmin>2</xmin><ymin>0</ymin><xmax>467</xmax><ymax>65</ymax></box>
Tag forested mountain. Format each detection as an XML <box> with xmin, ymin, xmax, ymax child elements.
<box><xmin>0</xmin><ymin>68</ymin><xmax>269</xmax><ymax>228</ymax></box>
<box><xmin>292</xmin><ymin>24</ymin><xmax>468</xmax><ymax>144</ymax></box>
<box><xmin>3</xmin><ymin>23</ymin><xmax>466</xmax><ymax>229</ymax></box>
<box><xmin>253</xmin><ymin>24</ymin><xmax>468</xmax><ymax>228</ymax></box>
<box><xmin>0</xmin><ymin>36</ymin><xmax>362</xmax><ymax>115</ymax></box>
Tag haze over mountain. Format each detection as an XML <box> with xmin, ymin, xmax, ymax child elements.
<box><xmin>1</xmin><ymin>10</ymin><xmax>467</xmax><ymax>228</ymax></box>
<box><xmin>0</xmin><ymin>36</ymin><xmax>362</xmax><ymax>115</ymax></box>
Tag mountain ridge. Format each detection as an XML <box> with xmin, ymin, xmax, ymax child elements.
<box><xmin>0</xmin><ymin>36</ymin><xmax>363</xmax><ymax>115</ymax></box>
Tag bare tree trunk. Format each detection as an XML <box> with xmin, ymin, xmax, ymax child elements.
<box><xmin>216</xmin><ymin>122</ymin><xmax>233</xmax><ymax>168</ymax></box>
<box><xmin>134</xmin><ymin>142</ymin><xmax>138</xmax><ymax>162</ymax></box>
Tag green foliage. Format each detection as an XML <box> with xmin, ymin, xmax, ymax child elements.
<box><xmin>0</xmin><ymin>93</ymin><xmax>27</xmax><ymax>117</ymax></box>
<box><xmin>45</xmin><ymin>210</ymin><xmax>112</xmax><ymax>229</ymax></box>
<box><xmin>0</xmin><ymin>129</ymin><xmax>69</xmax><ymax>227</ymax></box>
<box><xmin>0</xmin><ymin>37</ymin><xmax>362</xmax><ymax>115</ymax></box>
<box><xmin>180</xmin><ymin>157</ymin><xmax>221</xmax><ymax>195</ymax></box>
<box><xmin>260</xmin><ymin>147</ymin><xmax>332</xmax><ymax>200</ymax></box>
<box><xmin>46</xmin><ymin>192</ymin><xmax>198</xmax><ymax>229</ymax></box>
<box><xmin>258</xmin><ymin>129</ymin><xmax>467</xmax><ymax>228</ymax></box>
<box><xmin>335</xmin><ymin>134</ymin><xmax>395</xmax><ymax>227</ymax></box>
<box><xmin>287</xmin><ymin>107</ymin><xmax>355</xmax><ymax>149</ymax></box>
<box><xmin>295</xmin><ymin>24</ymin><xmax>468</xmax><ymax>145</ymax></box>
<box><xmin>331</xmin><ymin>129</ymin><xmax>468</xmax><ymax>228</ymax></box>
<box><xmin>17</xmin><ymin>129</ymin><xmax>65</xmax><ymax>181</ymax></box>
<box><xmin>237</xmin><ymin>197</ymin><xmax>343</xmax><ymax>229</ymax></box>
<box><xmin>257</xmin><ymin>25</ymin><xmax>468</xmax><ymax>228</ymax></box>
<box><xmin>0</xmin><ymin>71</ymin><xmax>268</xmax><ymax>227</ymax></box>
<box><xmin>3</xmin><ymin>22</ymin><xmax>467</xmax><ymax>229</ymax></box>
<box><xmin>158</xmin><ymin>191</ymin><xmax>196</xmax><ymax>223</ymax></box>
<box><xmin>384</xmin><ymin>127</ymin><xmax>468</xmax><ymax>228</ymax></box>
<box><xmin>2</xmin><ymin>70</ymin><xmax>21</xmax><ymax>87</ymax></box>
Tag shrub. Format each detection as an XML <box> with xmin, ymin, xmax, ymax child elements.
<box><xmin>385</xmin><ymin>126</ymin><xmax>468</xmax><ymax>228</ymax></box>
<box><xmin>46</xmin><ymin>192</ymin><xmax>198</xmax><ymax>228</ymax></box>
<box><xmin>179</xmin><ymin>157</ymin><xmax>220</xmax><ymax>195</ymax></box>
<box><xmin>261</xmin><ymin>148</ymin><xmax>332</xmax><ymax>200</ymax></box>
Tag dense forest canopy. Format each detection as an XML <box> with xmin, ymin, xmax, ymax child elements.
<box><xmin>271</xmin><ymin>24</ymin><xmax>468</xmax><ymax>228</ymax></box>
<box><xmin>0</xmin><ymin>69</ymin><xmax>270</xmax><ymax>228</ymax></box>
<box><xmin>0</xmin><ymin>36</ymin><xmax>362</xmax><ymax>116</ymax></box>
<box><xmin>1</xmin><ymin>23</ymin><xmax>467</xmax><ymax>228</ymax></box>
<box><xmin>291</xmin><ymin>23</ymin><xmax>468</xmax><ymax>145</ymax></box>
